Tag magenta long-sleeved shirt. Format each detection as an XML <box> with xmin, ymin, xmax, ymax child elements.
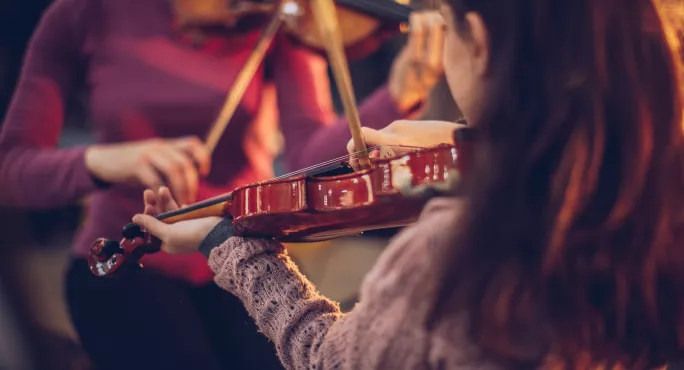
<box><xmin>0</xmin><ymin>0</ymin><xmax>409</xmax><ymax>284</ymax></box>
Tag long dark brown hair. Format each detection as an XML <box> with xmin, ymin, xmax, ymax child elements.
<box><xmin>433</xmin><ymin>0</ymin><xmax>684</xmax><ymax>368</ymax></box>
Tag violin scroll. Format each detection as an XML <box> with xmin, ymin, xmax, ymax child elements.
<box><xmin>91</xmin><ymin>239</ymin><xmax>124</xmax><ymax>262</ymax></box>
<box><xmin>87</xmin><ymin>223</ymin><xmax>162</xmax><ymax>277</ymax></box>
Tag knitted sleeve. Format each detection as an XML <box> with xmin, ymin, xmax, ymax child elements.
<box><xmin>207</xmin><ymin>197</ymin><xmax>469</xmax><ymax>369</ymax></box>
<box><xmin>208</xmin><ymin>237</ymin><xmax>346</xmax><ymax>369</ymax></box>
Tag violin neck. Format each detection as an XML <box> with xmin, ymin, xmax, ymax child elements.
<box><xmin>158</xmin><ymin>194</ymin><xmax>232</xmax><ymax>224</ymax></box>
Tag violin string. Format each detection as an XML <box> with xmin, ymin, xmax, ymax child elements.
<box><xmin>273</xmin><ymin>145</ymin><xmax>383</xmax><ymax>180</ymax></box>
<box><xmin>272</xmin><ymin>144</ymin><xmax>428</xmax><ymax>180</ymax></box>
<box><xmin>273</xmin><ymin>145</ymin><xmax>381</xmax><ymax>180</ymax></box>
<box><xmin>163</xmin><ymin>144</ymin><xmax>431</xmax><ymax>216</ymax></box>
<box><xmin>274</xmin><ymin>144</ymin><xmax>425</xmax><ymax>179</ymax></box>
<box><xmin>177</xmin><ymin>146</ymin><xmax>383</xmax><ymax>207</ymax></box>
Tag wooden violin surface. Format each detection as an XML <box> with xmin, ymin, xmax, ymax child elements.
<box><xmin>228</xmin><ymin>144</ymin><xmax>460</xmax><ymax>241</ymax></box>
<box><xmin>87</xmin><ymin>143</ymin><xmax>469</xmax><ymax>277</ymax></box>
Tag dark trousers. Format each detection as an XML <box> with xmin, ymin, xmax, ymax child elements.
<box><xmin>65</xmin><ymin>259</ymin><xmax>284</xmax><ymax>370</ymax></box>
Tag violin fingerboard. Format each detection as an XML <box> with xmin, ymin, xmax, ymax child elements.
<box><xmin>306</xmin><ymin>162</ymin><xmax>356</xmax><ymax>177</ymax></box>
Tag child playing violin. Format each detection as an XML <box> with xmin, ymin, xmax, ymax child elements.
<box><xmin>132</xmin><ymin>0</ymin><xmax>684</xmax><ymax>368</ymax></box>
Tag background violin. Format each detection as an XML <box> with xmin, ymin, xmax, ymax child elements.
<box><xmin>183</xmin><ymin>0</ymin><xmax>415</xmax><ymax>157</ymax></box>
<box><xmin>172</xmin><ymin>0</ymin><xmax>412</xmax><ymax>60</ymax></box>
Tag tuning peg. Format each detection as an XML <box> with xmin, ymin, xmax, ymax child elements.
<box><xmin>122</xmin><ymin>223</ymin><xmax>145</xmax><ymax>240</ymax></box>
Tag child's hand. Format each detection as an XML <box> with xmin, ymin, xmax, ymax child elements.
<box><xmin>133</xmin><ymin>187</ymin><xmax>222</xmax><ymax>254</ymax></box>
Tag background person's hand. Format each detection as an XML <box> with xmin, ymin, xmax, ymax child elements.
<box><xmin>388</xmin><ymin>11</ymin><xmax>445</xmax><ymax>112</ymax></box>
<box><xmin>133</xmin><ymin>186</ymin><xmax>221</xmax><ymax>255</ymax></box>
<box><xmin>85</xmin><ymin>136</ymin><xmax>211</xmax><ymax>205</ymax></box>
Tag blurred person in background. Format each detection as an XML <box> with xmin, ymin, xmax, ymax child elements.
<box><xmin>0</xmin><ymin>0</ymin><xmax>444</xmax><ymax>369</ymax></box>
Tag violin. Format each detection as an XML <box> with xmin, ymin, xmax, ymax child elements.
<box><xmin>172</xmin><ymin>0</ymin><xmax>413</xmax><ymax>60</ymax></box>
<box><xmin>88</xmin><ymin>0</ymin><xmax>458</xmax><ymax>277</ymax></box>
<box><xmin>87</xmin><ymin>130</ymin><xmax>474</xmax><ymax>277</ymax></box>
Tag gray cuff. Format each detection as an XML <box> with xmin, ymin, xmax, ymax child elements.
<box><xmin>199</xmin><ymin>218</ymin><xmax>234</xmax><ymax>259</ymax></box>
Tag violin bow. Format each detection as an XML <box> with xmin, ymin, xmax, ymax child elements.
<box><xmin>309</xmin><ymin>0</ymin><xmax>372</xmax><ymax>170</ymax></box>
<box><xmin>203</xmin><ymin>3</ymin><xmax>287</xmax><ymax>154</ymax></box>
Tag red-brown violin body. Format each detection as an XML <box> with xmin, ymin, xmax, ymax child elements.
<box><xmin>224</xmin><ymin>143</ymin><xmax>462</xmax><ymax>240</ymax></box>
<box><xmin>88</xmin><ymin>142</ymin><xmax>470</xmax><ymax>277</ymax></box>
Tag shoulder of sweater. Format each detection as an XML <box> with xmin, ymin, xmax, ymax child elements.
<box><xmin>405</xmin><ymin>196</ymin><xmax>464</xmax><ymax>245</ymax></box>
<box><xmin>360</xmin><ymin>197</ymin><xmax>462</xmax><ymax>292</ymax></box>
<box><xmin>419</xmin><ymin>196</ymin><xmax>464</xmax><ymax>221</ymax></box>
<box><xmin>385</xmin><ymin>196</ymin><xmax>463</xmax><ymax>260</ymax></box>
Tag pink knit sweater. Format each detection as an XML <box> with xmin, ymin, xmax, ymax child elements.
<box><xmin>207</xmin><ymin>197</ymin><xmax>497</xmax><ymax>369</ymax></box>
